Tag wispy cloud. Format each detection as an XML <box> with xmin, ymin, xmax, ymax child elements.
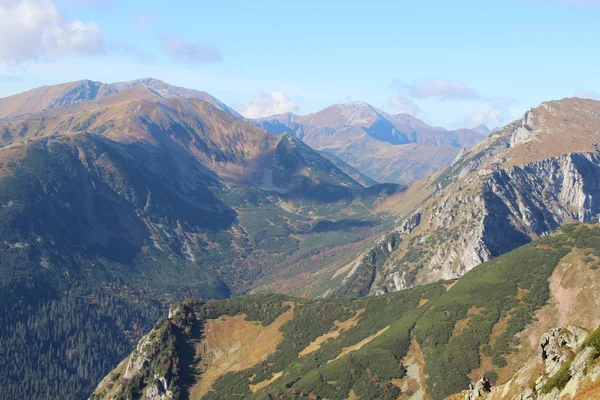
<box><xmin>0</xmin><ymin>0</ymin><xmax>105</xmax><ymax>65</ymax></box>
<box><xmin>109</xmin><ymin>41</ymin><xmax>155</xmax><ymax>63</ymax></box>
<box><xmin>390</xmin><ymin>77</ymin><xmax>518</xmax><ymax>128</ymax></box>
<box><xmin>387</xmin><ymin>96</ymin><xmax>421</xmax><ymax>115</ymax></box>
<box><xmin>241</xmin><ymin>92</ymin><xmax>297</xmax><ymax>118</ymax></box>
<box><xmin>393</xmin><ymin>78</ymin><xmax>481</xmax><ymax>101</ymax></box>
<box><xmin>158</xmin><ymin>35</ymin><xmax>222</xmax><ymax>64</ymax></box>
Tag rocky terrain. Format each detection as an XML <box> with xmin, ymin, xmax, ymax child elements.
<box><xmin>328</xmin><ymin>98</ymin><xmax>600</xmax><ymax>297</ymax></box>
<box><xmin>253</xmin><ymin>103</ymin><xmax>485</xmax><ymax>184</ymax></box>
<box><xmin>92</xmin><ymin>224</ymin><xmax>600</xmax><ymax>400</ymax></box>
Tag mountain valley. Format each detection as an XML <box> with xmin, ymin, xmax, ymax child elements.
<box><xmin>1</xmin><ymin>78</ymin><xmax>600</xmax><ymax>400</ymax></box>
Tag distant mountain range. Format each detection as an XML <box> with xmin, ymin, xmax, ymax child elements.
<box><xmin>0</xmin><ymin>77</ymin><xmax>242</xmax><ymax>119</ymax></box>
<box><xmin>252</xmin><ymin>102</ymin><xmax>486</xmax><ymax>183</ymax></box>
<box><xmin>0</xmin><ymin>78</ymin><xmax>488</xmax><ymax>185</ymax></box>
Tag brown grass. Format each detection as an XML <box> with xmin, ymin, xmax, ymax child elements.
<box><xmin>298</xmin><ymin>309</ymin><xmax>365</xmax><ymax>357</ymax></box>
<box><xmin>249</xmin><ymin>371</ymin><xmax>283</xmax><ymax>393</ymax></box>
<box><xmin>328</xmin><ymin>325</ymin><xmax>390</xmax><ymax>364</ymax></box>
<box><xmin>189</xmin><ymin>306</ymin><xmax>294</xmax><ymax>398</ymax></box>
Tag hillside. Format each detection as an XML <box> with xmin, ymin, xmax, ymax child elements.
<box><xmin>0</xmin><ymin>78</ymin><xmax>242</xmax><ymax>119</ymax></box>
<box><xmin>324</xmin><ymin>97</ymin><xmax>600</xmax><ymax>297</ymax></box>
<box><xmin>0</xmin><ymin>82</ymin><xmax>400</xmax><ymax>399</ymax></box>
<box><xmin>253</xmin><ymin>103</ymin><xmax>485</xmax><ymax>184</ymax></box>
<box><xmin>93</xmin><ymin>223</ymin><xmax>600</xmax><ymax>400</ymax></box>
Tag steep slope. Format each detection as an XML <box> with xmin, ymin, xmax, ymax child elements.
<box><xmin>93</xmin><ymin>224</ymin><xmax>600</xmax><ymax>400</ymax></box>
<box><xmin>253</xmin><ymin>103</ymin><xmax>485</xmax><ymax>184</ymax></box>
<box><xmin>0</xmin><ymin>85</ymin><xmax>398</xmax><ymax>399</ymax></box>
<box><xmin>329</xmin><ymin>97</ymin><xmax>600</xmax><ymax>297</ymax></box>
<box><xmin>318</xmin><ymin>151</ymin><xmax>379</xmax><ymax>187</ymax></box>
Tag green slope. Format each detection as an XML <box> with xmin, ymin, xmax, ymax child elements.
<box><xmin>94</xmin><ymin>223</ymin><xmax>600</xmax><ymax>400</ymax></box>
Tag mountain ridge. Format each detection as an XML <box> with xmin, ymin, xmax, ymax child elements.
<box><xmin>323</xmin><ymin>96</ymin><xmax>600</xmax><ymax>298</ymax></box>
<box><xmin>252</xmin><ymin>101</ymin><xmax>486</xmax><ymax>184</ymax></box>
<box><xmin>92</xmin><ymin>223</ymin><xmax>600</xmax><ymax>400</ymax></box>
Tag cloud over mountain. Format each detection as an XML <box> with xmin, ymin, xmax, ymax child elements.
<box><xmin>241</xmin><ymin>91</ymin><xmax>298</xmax><ymax>118</ymax></box>
<box><xmin>387</xmin><ymin>95</ymin><xmax>421</xmax><ymax>115</ymax></box>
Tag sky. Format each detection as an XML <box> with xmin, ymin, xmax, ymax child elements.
<box><xmin>0</xmin><ymin>0</ymin><xmax>599</xmax><ymax>129</ymax></box>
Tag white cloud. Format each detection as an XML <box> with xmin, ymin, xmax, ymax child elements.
<box><xmin>0</xmin><ymin>0</ymin><xmax>104</xmax><ymax>65</ymax></box>
<box><xmin>467</xmin><ymin>110</ymin><xmax>503</xmax><ymax>128</ymax></box>
<box><xmin>574</xmin><ymin>89</ymin><xmax>600</xmax><ymax>100</ymax></box>
<box><xmin>387</xmin><ymin>96</ymin><xmax>420</xmax><ymax>115</ymax></box>
<box><xmin>241</xmin><ymin>92</ymin><xmax>297</xmax><ymax>119</ymax></box>
<box><xmin>394</xmin><ymin>78</ymin><xmax>481</xmax><ymax>101</ymax></box>
<box><xmin>450</xmin><ymin>97</ymin><xmax>518</xmax><ymax>129</ymax></box>
<box><xmin>159</xmin><ymin>35</ymin><xmax>222</xmax><ymax>64</ymax></box>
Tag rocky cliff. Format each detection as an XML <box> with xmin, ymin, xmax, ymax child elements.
<box><xmin>330</xmin><ymin>98</ymin><xmax>600</xmax><ymax>296</ymax></box>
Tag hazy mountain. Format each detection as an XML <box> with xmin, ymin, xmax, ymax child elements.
<box><xmin>93</xmin><ymin>223</ymin><xmax>600</xmax><ymax>400</ymax></box>
<box><xmin>317</xmin><ymin>151</ymin><xmax>379</xmax><ymax>187</ymax></box>
<box><xmin>252</xmin><ymin>102</ymin><xmax>486</xmax><ymax>184</ymax></box>
<box><xmin>471</xmin><ymin>123</ymin><xmax>492</xmax><ymax>136</ymax></box>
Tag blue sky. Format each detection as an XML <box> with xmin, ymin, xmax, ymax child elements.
<box><xmin>0</xmin><ymin>0</ymin><xmax>599</xmax><ymax>128</ymax></box>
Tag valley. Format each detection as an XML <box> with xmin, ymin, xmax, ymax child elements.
<box><xmin>1</xmin><ymin>78</ymin><xmax>600</xmax><ymax>400</ymax></box>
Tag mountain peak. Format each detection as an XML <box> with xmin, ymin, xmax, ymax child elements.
<box><xmin>320</xmin><ymin>101</ymin><xmax>382</xmax><ymax>125</ymax></box>
<box><xmin>470</xmin><ymin>124</ymin><xmax>491</xmax><ymax>136</ymax></box>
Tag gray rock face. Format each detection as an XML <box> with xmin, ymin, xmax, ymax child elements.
<box><xmin>465</xmin><ymin>377</ymin><xmax>492</xmax><ymax>399</ymax></box>
<box><xmin>331</xmin><ymin>100</ymin><xmax>600</xmax><ymax>296</ymax></box>
<box><xmin>145</xmin><ymin>376</ymin><xmax>173</xmax><ymax>400</ymax></box>
<box><xmin>541</xmin><ymin>326</ymin><xmax>587</xmax><ymax>377</ymax></box>
<box><xmin>369</xmin><ymin>150</ymin><xmax>600</xmax><ymax>294</ymax></box>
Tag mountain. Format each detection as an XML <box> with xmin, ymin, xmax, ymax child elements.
<box><xmin>93</xmin><ymin>223</ymin><xmax>600</xmax><ymax>400</ymax></box>
<box><xmin>318</xmin><ymin>151</ymin><xmax>379</xmax><ymax>187</ymax></box>
<box><xmin>0</xmin><ymin>81</ymin><xmax>402</xmax><ymax>399</ymax></box>
<box><xmin>471</xmin><ymin>124</ymin><xmax>491</xmax><ymax>136</ymax></box>
<box><xmin>252</xmin><ymin>102</ymin><xmax>486</xmax><ymax>184</ymax></box>
<box><xmin>0</xmin><ymin>77</ymin><xmax>242</xmax><ymax>119</ymax></box>
<box><xmin>323</xmin><ymin>97</ymin><xmax>600</xmax><ymax>297</ymax></box>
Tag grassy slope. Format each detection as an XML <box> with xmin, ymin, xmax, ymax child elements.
<box><xmin>95</xmin><ymin>224</ymin><xmax>600</xmax><ymax>400</ymax></box>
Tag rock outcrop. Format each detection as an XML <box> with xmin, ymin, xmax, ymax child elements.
<box><xmin>465</xmin><ymin>377</ymin><xmax>492</xmax><ymax>399</ymax></box>
<box><xmin>334</xmin><ymin>98</ymin><xmax>600</xmax><ymax>296</ymax></box>
<box><xmin>476</xmin><ymin>324</ymin><xmax>600</xmax><ymax>400</ymax></box>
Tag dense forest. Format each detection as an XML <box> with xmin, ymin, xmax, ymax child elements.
<box><xmin>0</xmin><ymin>285</ymin><xmax>162</xmax><ymax>399</ymax></box>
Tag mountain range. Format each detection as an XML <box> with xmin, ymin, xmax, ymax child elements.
<box><xmin>253</xmin><ymin>102</ymin><xmax>486</xmax><ymax>184</ymax></box>
<box><xmin>2</xmin><ymin>78</ymin><xmax>600</xmax><ymax>400</ymax></box>
<box><xmin>0</xmin><ymin>79</ymin><xmax>405</xmax><ymax>399</ymax></box>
